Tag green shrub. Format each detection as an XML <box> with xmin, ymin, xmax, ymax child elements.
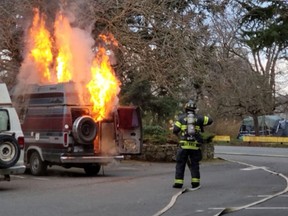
<box><xmin>143</xmin><ymin>125</ymin><xmax>169</xmax><ymax>145</ymax></box>
<box><xmin>143</xmin><ymin>125</ymin><xmax>215</xmax><ymax>145</ymax></box>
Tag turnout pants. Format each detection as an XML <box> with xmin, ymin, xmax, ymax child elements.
<box><xmin>174</xmin><ymin>148</ymin><xmax>202</xmax><ymax>185</ymax></box>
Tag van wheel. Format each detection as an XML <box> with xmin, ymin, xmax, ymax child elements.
<box><xmin>84</xmin><ymin>164</ymin><xmax>101</xmax><ymax>176</ymax></box>
<box><xmin>29</xmin><ymin>152</ymin><xmax>47</xmax><ymax>176</ymax></box>
<box><xmin>0</xmin><ymin>135</ymin><xmax>20</xmax><ymax>169</ymax></box>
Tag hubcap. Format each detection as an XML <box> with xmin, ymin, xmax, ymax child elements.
<box><xmin>31</xmin><ymin>156</ymin><xmax>39</xmax><ymax>171</ymax></box>
<box><xmin>0</xmin><ymin>142</ymin><xmax>15</xmax><ymax>162</ymax></box>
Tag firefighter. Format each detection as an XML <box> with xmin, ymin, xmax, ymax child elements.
<box><xmin>173</xmin><ymin>100</ymin><xmax>213</xmax><ymax>189</ymax></box>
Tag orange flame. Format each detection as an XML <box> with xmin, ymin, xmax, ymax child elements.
<box><xmin>28</xmin><ymin>8</ymin><xmax>53</xmax><ymax>82</ymax></box>
<box><xmin>25</xmin><ymin>8</ymin><xmax>121</xmax><ymax>121</ymax></box>
<box><xmin>87</xmin><ymin>47</ymin><xmax>120</xmax><ymax>121</ymax></box>
<box><xmin>54</xmin><ymin>11</ymin><xmax>73</xmax><ymax>82</ymax></box>
<box><xmin>99</xmin><ymin>33</ymin><xmax>118</xmax><ymax>47</ymax></box>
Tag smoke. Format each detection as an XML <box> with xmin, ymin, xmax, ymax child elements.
<box><xmin>68</xmin><ymin>27</ymin><xmax>95</xmax><ymax>83</ymax></box>
<box><xmin>16</xmin><ymin>0</ymin><xmax>103</xmax><ymax>93</ymax></box>
<box><xmin>17</xmin><ymin>5</ymin><xmax>95</xmax><ymax>86</ymax></box>
<box><xmin>13</xmin><ymin>2</ymin><xmax>121</xmax><ymax>124</ymax></box>
<box><xmin>100</xmin><ymin>122</ymin><xmax>119</xmax><ymax>155</ymax></box>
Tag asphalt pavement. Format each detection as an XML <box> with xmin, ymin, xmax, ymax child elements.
<box><xmin>154</xmin><ymin>146</ymin><xmax>288</xmax><ymax>216</ymax></box>
<box><xmin>1</xmin><ymin>146</ymin><xmax>288</xmax><ymax>216</ymax></box>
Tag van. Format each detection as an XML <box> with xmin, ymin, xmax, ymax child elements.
<box><xmin>0</xmin><ymin>83</ymin><xmax>26</xmax><ymax>181</ymax></box>
<box><xmin>13</xmin><ymin>82</ymin><xmax>142</xmax><ymax>176</ymax></box>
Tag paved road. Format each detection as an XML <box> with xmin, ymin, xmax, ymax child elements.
<box><xmin>215</xmin><ymin>145</ymin><xmax>288</xmax><ymax>158</ymax></box>
<box><xmin>0</xmin><ymin>146</ymin><xmax>287</xmax><ymax>216</ymax></box>
<box><xmin>214</xmin><ymin>146</ymin><xmax>288</xmax><ymax>216</ymax></box>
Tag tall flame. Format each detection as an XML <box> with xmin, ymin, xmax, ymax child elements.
<box><xmin>54</xmin><ymin>11</ymin><xmax>73</xmax><ymax>82</ymax></box>
<box><xmin>23</xmin><ymin>8</ymin><xmax>121</xmax><ymax>121</ymax></box>
<box><xmin>87</xmin><ymin>47</ymin><xmax>120</xmax><ymax>121</ymax></box>
<box><xmin>28</xmin><ymin>8</ymin><xmax>53</xmax><ymax>82</ymax></box>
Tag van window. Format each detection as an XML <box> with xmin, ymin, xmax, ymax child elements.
<box><xmin>0</xmin><ymin>110</ymin><xmax>10</xmax><ymax>131</ymax></box>
<box><xmin>26</xmin><ymin>93</ymin><xmax>86</xmax><ymax>106</ymax></box>
<box><xmin>28</xmin><ymin>93</ymin><xmax>64</xmax><ymax>105</ymax></box>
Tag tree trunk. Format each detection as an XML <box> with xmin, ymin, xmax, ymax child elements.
<box><xmin>252</xmin><ymin>114</ymin><xmax>260</xmax><ymax>135</ymax></box>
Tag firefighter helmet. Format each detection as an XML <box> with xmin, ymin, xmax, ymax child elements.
<box><xmin>185</xmin><ymin>100</ymin><xmax>197</xmax><ymax>112</ymax></box>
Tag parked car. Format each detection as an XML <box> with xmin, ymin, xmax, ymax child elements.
<box><xmin>0</xmin><ymin>83</ymin><xmax>26</xmax><ymax>181</ymax></box>
<box><xmin>12</xmin><ymin>82</ymin><xmax>142</xmax><ymax>176</ymax></box>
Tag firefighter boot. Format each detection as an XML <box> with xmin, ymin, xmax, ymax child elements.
<box><xmin>191</xmin><ymin>182</ymin><xmax>200</xmax><ymax>189</ymax></box>
<box><xmin>173</xmin><ymin>183</ymin><xmax>183</xmax><ymax>188</ymax></box>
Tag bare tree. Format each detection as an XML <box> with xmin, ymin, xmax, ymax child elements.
<box><xmin>5</xmin><ymin>0</ymin><xmax>281</xmax><ymax>133</ymax></box>
<box><xmin>64</xmin><ymin>0</ymin><xmax>214</xmax><ymax>123</ymax></box>
<box><xmin>0</xmin><ymin>0</ymin><xmax>23</xmax><ymax>88</ymax></box>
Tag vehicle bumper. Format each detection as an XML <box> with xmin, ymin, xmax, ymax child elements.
<box><xmin>0</xmin><ymin>165</ymin><xmax>26</xmax><ymax>176</ymax></box>
<box><xmin>60</xmin><ymin>155</ymin><xmax>124</xmax><ymax>164</ymax></box>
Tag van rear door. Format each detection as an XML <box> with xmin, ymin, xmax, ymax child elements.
<box><xmin>116</xmin><ymin>106</ymin><xmax>142</xmax><ymax>155</ymax></box>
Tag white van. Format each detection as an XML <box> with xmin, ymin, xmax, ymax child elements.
<box><xmin>0</xmin><ymin>83</ymin><xmax>26</xmax><ymax>181</ymax></box>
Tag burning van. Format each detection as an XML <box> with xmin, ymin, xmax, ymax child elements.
<box><xmin>13</xmin><ymin>82</ymin><xmax>142</xmax><ymax>176</ymax></box>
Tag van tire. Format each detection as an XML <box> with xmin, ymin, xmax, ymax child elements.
<box><xmin>0</xmin><ymin>135</ymin><xmax>21</xmax><ymax>169</ymax></box>
<box><xmin>29</xmin><ymin>151</ymin><xmax>47</xmax><ymax>176</ymax></box>
<box><xmin>72</xmin><ymin>116</ymin><xmax>97</xmax><ymax>144</ymax></box>
<box><xmin>84</xmin><ymin>163</ymin><xmax>101</xmax><ymax>176</ymax></box>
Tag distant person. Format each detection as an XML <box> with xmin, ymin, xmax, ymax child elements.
<box><xmin>172</xmin><ymin>100</ymin><xmax>213</xmax><ymax>189</ymax></box>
